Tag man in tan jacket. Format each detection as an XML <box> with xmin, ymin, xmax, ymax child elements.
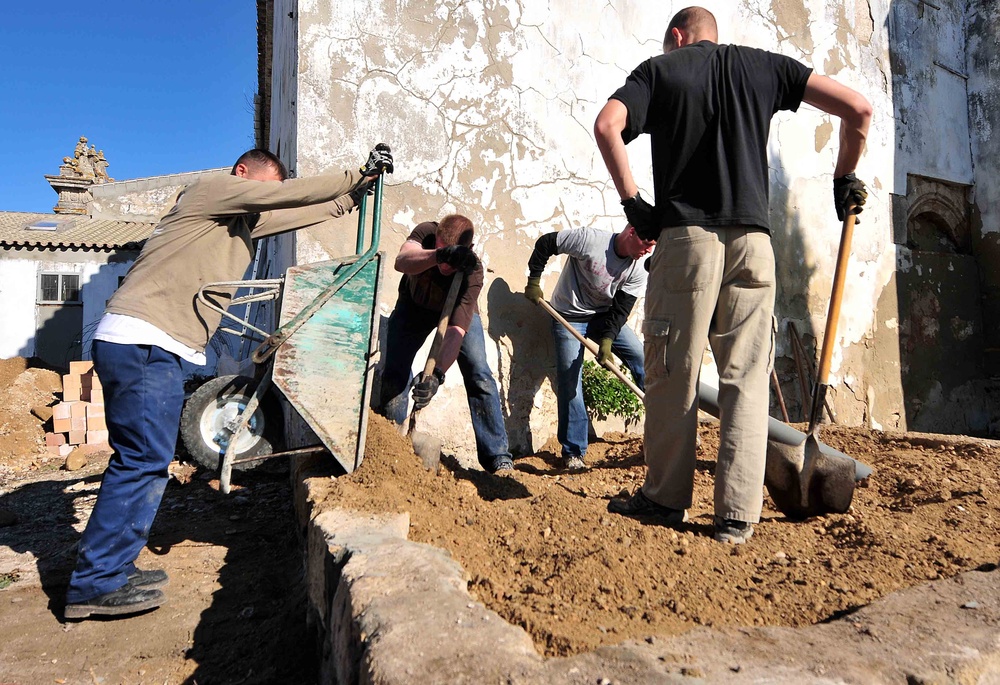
<box><xmin>64</xmin><ymin>146</ymin><xmax>392</xmax><ymax>619</ymax></box>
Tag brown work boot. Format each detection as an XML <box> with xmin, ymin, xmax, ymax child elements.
<box><xmin>607</xmin><ymin>489</ymin><xmax>688</xmax><ymax>525</ymax></box>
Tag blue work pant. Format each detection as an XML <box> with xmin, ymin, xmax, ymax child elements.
<box><xmin>65</xmin><ymin>341</ymin><xmax>185</xmax><ymax>603</ymax></box>
<box><xmin>379</xmin><ymin>301</ymin><xmax>511</xmax><ymax>470</ymax></box>
<box><xmin>551</xmin><ymin>318</ymin><xmax>645</xmax><ymax>459</ymax></box>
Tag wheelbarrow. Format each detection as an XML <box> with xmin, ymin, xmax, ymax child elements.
<box><xmin>179</xmin><ymin>174</ymin><xmax>387</xmax><ymax>494</ymax></box>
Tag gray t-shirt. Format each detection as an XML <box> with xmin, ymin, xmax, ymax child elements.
<box><xmin>549</xmin><ymin>227</ymin><xmax>647</xmax><ymax>320</ymax></box>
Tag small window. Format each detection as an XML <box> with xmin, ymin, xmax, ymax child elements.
<box><xmin>38</xmin><ymin>273</ymin><xmax>81</xmax><ymax>304</ymax></box>
<box><xmin>27</xmin><ymin>220</ymin><xmax>61</xmax><ymax>231</ymax></box>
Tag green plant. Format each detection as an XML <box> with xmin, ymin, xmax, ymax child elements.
<box><xmin>0</xmin><ymin>571</ymin><xmax>20</xmax><ymax>590</ymax></box>
<box><xmin>581</xmin><ymin>360</ymin><xmax>644</xmax><ymax>429</ymax></box>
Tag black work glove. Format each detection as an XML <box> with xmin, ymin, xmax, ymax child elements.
<box><xmin>411</xmin><ymin>368</ymin><xmax>445</xmax><ymax>410</ymax></box>
<box><xmin>524</xmin><ymin>276</ymin><xmax>543</xmax><ymax>304</ymax></box>
<box><xmin>621</xmin><ymin>192</ymin><xmax>659</xmax><ymax>240</ymax></box>
<box><xmin>360</xmin><ymin>143</ymin><xmax>394</xmax><ymax>176</ymax></box>
<box><xmin>435</xmin><ymin>245</ymin><xmax>478</xmax><ymax>274</ymax></box>
<box><xmin>833</xmin><ymin>173</ymin><xmax>868</xmax><ymax>222</ymax></box>
<box><xmin>348</xmin><ymin>179</ymin><xmax>375</xmax><ymax>205</ymax></box>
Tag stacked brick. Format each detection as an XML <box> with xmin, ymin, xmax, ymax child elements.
<box><xmin>45</xmin><ymin>361</ymin><xmax>108</xmax><ymax>456</ymax></box>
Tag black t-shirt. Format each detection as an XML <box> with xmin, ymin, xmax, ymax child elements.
<box><xmin>397</xmin><ymin>221</ymin><xmax>483</xmax><ymax>331</ymax></box>
<box><xmin>611</xmin><ymin>42</ymin><xmax>812</xmax><ymax>231</ymax></box>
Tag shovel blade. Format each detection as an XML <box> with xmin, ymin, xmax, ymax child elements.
<box><xmin>765</xmin><ymin>434</ymin><xmax>857</xmax><ymax>519</ymax></box>
<box><xmin>410</xmin><ymin>430</ymin><xmax>441</xmax><ymax>472</ymax></box>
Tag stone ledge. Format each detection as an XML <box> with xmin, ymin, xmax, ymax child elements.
<box><xmin>295</xmin><ymin>472</ymin><xmax>1000</xmax><ymax>684</ymax></box>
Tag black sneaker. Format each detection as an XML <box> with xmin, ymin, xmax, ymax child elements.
<box><xmin>128</xmin><ymin>568</ymin><xmax>169</xmax><ymax>590</ymax></box>
<box><xmin>607</xmin><ymin>489</ymin><xmax>688</xmax><ymax>525</ymax></box>
<box><xmin>713</xmin><ymin>516</ymin><xmax>754</xmax><ymax>544</ymax></box>
<box><xmin>65</xmin><ymin>583</ymin><xmax>166</xmax><ymax>619</ymax></box>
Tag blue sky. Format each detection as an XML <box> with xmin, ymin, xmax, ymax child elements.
<box><xmin>1</xmin><ymin>2</ymin><xmax>258</xmax><ymax>213</ymax></box>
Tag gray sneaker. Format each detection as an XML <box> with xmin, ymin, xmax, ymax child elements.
<box><xmin>565</xmin><ymin>456</ymin><xmax>587</xmax><ymax>471</ymax></box>
<box><xmin>713</xmin><ymin>516</ymin><xmax>754</xmax><ymax>544</ymax></box>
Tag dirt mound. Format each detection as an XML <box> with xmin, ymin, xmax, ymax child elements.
<box><xmin>313</xmin><ymin>412</ymin><xmax>1000</xmax><ymax>657</ymax></box>
<box><xmin>0</xmin><ymin>357</ymin><xmax>63</xmax><ymax>475</ymax></box>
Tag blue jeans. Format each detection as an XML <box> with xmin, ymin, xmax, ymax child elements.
<box><xmin>66</xmin><ymin>341</ymin><xmax>185</xmax><ymax>603</ymax></box>
<box><xmin>551</xmin><ymin>318</ymin><xmax>645</xmax><ymax>459</ymax></box>
<box><xmin>379</xmin><ymin>301</ymin><xmax>511</xmax><ymax>470</ymax></box>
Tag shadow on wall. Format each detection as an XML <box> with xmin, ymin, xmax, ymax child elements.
<box><xmin>486</xmin><ymin>277</ymin><xmax>554</xmax><ymax>455</ymax></box>
<box><xmin>887</xmin><ymin>0</ymin><xmax>998</xmax><ymax>436</ymax></box>
<box><xmin>768</xmin><ymin>163</ymin><xmax>818</xmax><ymax>424</ymax></box>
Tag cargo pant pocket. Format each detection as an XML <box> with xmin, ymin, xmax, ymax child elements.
<box><xmin>642</xmin><ymin>319</ymin><xmax>671</xmax><ymax>380</ymax></box>
<box><xmin>768</xmin><ymin>316</ymin><xmax>777</xmax><ymax>375</ymax></box>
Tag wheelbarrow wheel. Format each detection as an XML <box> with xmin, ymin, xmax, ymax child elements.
<box><xmin>179</xmin><ymin>375</ymin><xmax>282</xmax><ymax>472</ymax></box>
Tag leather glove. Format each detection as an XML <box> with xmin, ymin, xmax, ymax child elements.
<box><xmin>524</xmin><ymin>276</ymin><xmax>543</xmax><ymax>304</ymax></box>
<box><xmin>360</xmin><ymin>143</ymin><xmax>394</xmax><ymax>176</ymax></box>
<box><xmin>435</xmin><ymin>245</ymin><xmax>478</xmax><ymax>274</ymax></box>
<box><xmin>349</xmin><ymin>179</ymin><xmax>375</xmax><ymax>205</ymax></box>
<box><xmin>411</xmin><ymin>368</ymin><xmax>445</xmax><ymax>410</ymax></box>
<box><xmin>833</xmin><ymin>173</ymin><xmax>868</xmax><ymax>222</ymax></box>
<box><xmin>597</xmin><ymin>337</ymin><xmax>614</xmax><ymax>366</ymax></box>
<box><xmin>621</xmin><ymin>192</ymin><xmax>659</xmax><ymax>240</ymax></box>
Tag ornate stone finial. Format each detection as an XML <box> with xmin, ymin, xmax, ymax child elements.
<box><xmin>47</xmin><ymin>136</ymin><xmax>113</xmax><ymax>213</ymax></box>
<box><xmin>55</xmin><ymin>136</ymin><xmax>112</xmax><ymax>184</ymax></box>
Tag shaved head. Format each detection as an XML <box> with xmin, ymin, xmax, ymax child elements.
<box><xmin>664</xmin><ymin>6</ymin><xmax>718</xmax><ymax>52</ymax></box>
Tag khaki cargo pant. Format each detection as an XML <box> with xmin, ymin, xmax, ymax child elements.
<box><xmin>641</xmin><ymin>225</ymin><xmax>775</xmax><ymax>523</ymax></box>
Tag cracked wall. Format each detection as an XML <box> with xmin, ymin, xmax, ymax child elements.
<box><xmin>265</xmin><ymin>0</ymin><xmax>997</xmax><ymax>455</ymax></box>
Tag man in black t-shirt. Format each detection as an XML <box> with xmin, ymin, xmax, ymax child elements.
<box><xmin>596</xmin><ymin>7</ymin><xmax>872</xmax><ymax>543</ymax></box>
<box><xmin>377</xmin><ymin>214</ymin><xmax>514</xmax><ymax>474</ymax></box>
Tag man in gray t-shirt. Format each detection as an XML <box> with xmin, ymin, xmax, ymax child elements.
<box><xmin>525</xmin><ymin>225</ymin><xmax>654</xmax><ymax>470</ymax></box>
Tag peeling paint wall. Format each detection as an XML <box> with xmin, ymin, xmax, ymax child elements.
<box><xmin>968</xmin><ymin>3</ymin><xmax>1000</xmax><ymax>357</ymax></box>
<box><xmin>265</xmin><ymin>0</ymin><xmax>998</xmax><ymax>455</ymax></box>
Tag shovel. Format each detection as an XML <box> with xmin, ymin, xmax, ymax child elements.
<box><xmin>764</xmin><ymin>212</ymin><xmax>864</xmax><ymax>519</ymax></box>
<box><xmin>538</xmin><ymin>299</ymin><xmax>644</xmax><ymax>397</ymax></box>
<box><xmin>400</xmin><ymin>272</ymin><xmax>464</xmax><ymax>470</ymax></box>
<box><xmin>537</xmin><ymin>277</ymin><xmax>871</xmax><ymax>518</ymax></box>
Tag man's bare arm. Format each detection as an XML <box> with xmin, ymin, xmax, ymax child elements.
<box><xmin>802</xmin><ymin>74</ymin><xmax>873</xmax><ymax>178</ymax></box>
<box><xmin>594</xmin><ymin>99</ymin><xmax>640</xmax><ymax>201</ymax></box>
<box><xmin>394</xmin><ymin>240</ymin><xmax>438</xmax><ymax>275</ymax></box>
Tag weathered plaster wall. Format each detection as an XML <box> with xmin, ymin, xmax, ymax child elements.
<box><xmin>88</xmin><ymin>169</ymin><xmax>227</xmax><ymax>222</ymax></box>
<box><xmin>0</xmin><ymin>250</ymin><xmax>133</xmax><ymax>361</ymax></box>
<box><xmin>968</xmin><ymin>3</ymin><xmax>1000</xmax><ymax>356</ymax></box>
<box><xmin>270</xmin><ymin>0</ymin><xmax>900</xmax><ymax>457</ymax></box>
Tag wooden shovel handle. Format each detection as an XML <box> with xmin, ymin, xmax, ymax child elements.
<box><xmin>422</xmin><ymin>272</ymin><xmax>464</xmax><ymax>377</ymax></box>
<box><xmin>816</xmin><ymin>213</ymin><xmax>857</xmax><ymax>385</ymax></box>
<box><xmin>537</xmin><ymin>298</ymin><xmax>645</xmax><ymax>400</ymax></box>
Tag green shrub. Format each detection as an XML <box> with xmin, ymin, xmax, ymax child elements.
<box><xmin>581</xmin><ymin>360</ymin><xmax>644</xmax><ymax>429</ymax></box>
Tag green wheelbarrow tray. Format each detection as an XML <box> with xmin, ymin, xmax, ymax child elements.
<box><xmin>270</xmin><ymin>250</ymin><xmax>384</xmax><ymax>475</ymax></box>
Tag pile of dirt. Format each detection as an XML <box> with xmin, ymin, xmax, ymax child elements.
<box><xmin>0</xmin><ymin>357</ymin><xmax>62</xmax><ymax>476</ymax></box>
<box><xmin>313</xmin><ymin>412</ymin><xmax>1000</xmax><ymax>656</ymax></box>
